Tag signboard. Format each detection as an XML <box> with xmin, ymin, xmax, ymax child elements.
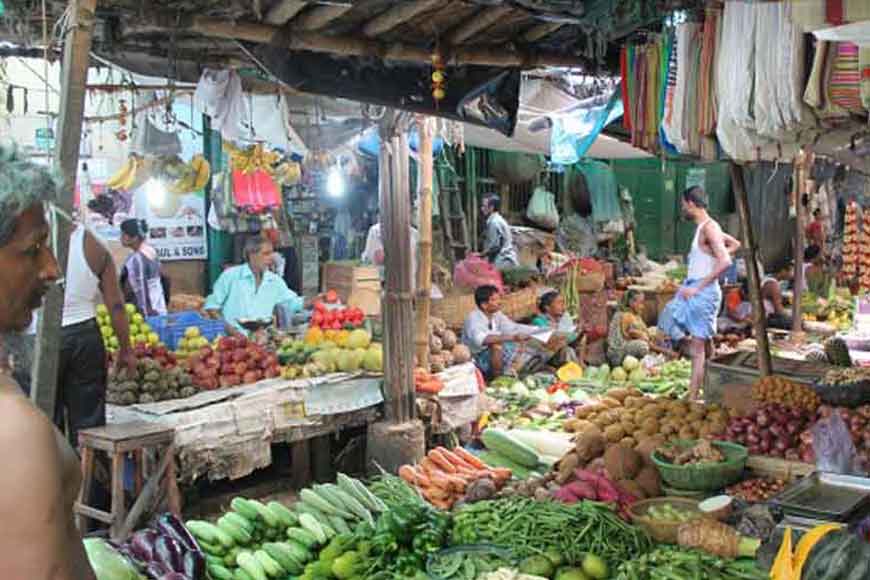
<box><xmin>686</xmin><ymin>167</ymin><xmax>706</xmax><ymax>191</ymax></box>
<box><xmin>35</xmin><ymin>127</ymin><xmax>54</xmax><ymax>150</ymax></box>
<box><xmin>130</xmin><ymin>181</ymin><xmax>208</xmax><ymax>261</ymax></box>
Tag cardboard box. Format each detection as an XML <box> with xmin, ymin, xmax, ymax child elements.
<box><xmin>322</xmin><ymin>262</ymin><xmax>381</xmax><ymax>316</ymax></box>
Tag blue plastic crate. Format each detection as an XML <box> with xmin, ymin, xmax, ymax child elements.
<box><xmin>146</xmin><ymin>311</ymin><xmax>226</xmax><ymax>350</ymax></box>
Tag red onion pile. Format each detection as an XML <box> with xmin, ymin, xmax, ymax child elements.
<box><xmin>722</xmin><ymin>403</ymin><xmax>812</xmax><ymax>459</ymax></box>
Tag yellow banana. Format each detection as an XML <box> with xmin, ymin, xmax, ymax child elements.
<box><xmin>117</xmin><ymin>157</ymin><xmax>140</xmax><ymax>191</ymax></box>
<box><xmin>106</xmin><ymin>157</ymin><xmax>134</xmax><ymax>189</ymax></box>
<box><xmin>192</xmin><ymin>156</ymin><xmax>211</xmax><ymax>190</ymax></box>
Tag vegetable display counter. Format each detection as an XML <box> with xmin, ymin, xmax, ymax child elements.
<box><xmin>108</xmin><ymin>372</ymin><xmax>384</xmax><ymax>483</ymax></box>
<box><xmin>704</xmin><ymin>351</ymin><xmax>833</xmax><ymax>405</ymax></box>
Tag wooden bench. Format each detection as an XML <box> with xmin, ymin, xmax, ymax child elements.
<box><xmin>75</xmin><ymin>422</ymin><xmax>181</xmax><ymax>540</ymax></box>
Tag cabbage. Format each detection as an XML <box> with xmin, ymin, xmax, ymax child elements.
<box><xmin>84</xmin><ymin>539</ymin><xmax>143</xmax><ymax>580</ymax></box>
<box><xmin>622</xmin><ymin>355</ymin><xmax>640</xmax><ymax>372</ymax></box>
<box><xmin>510</xmin><ymin>381</ymin><xmax>530</xmax><ymax>397</ymax></box>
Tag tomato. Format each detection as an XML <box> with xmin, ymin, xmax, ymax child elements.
<box><xmin>311</xmin><ymin>312</ymin><xmax>324</xmax><ymax>326</ymax></box>
<box><xmin>325</xmin><ymin>290</ymin><xmax>339</xmax><ymax>303</ymax></box>
<box><xmin>313</xmin><ymin>301</ymin><xmax>327</xmax><ymax>313</ymax></box>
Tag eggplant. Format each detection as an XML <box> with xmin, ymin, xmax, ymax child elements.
<box><xmin>146</xmin><ymin>561</ymin><xmax>172</xmax><ymax>579</ymax></box>
<box><xmin>156</xmin><ymin>513</ymin><xmax>200</xmax><ymax>553</ymax></box>
<box><xmin>182</xmin><ymin>549</ymin><xmax>205</xmax><ymax>579</ymax></box>
<box><xmin>154</xmin><ymin>535</ymin><xmax>184</xmax><ymax>573</ymax></box>
<box><xmin>129</xmin><ymin>528</ymin><xmax>159</xmax><ymax>562</ymax></box>
<box><xmin>158</xmin><ymin>574</ymin><xmax>189</xmax><ymax>580</ymax></box>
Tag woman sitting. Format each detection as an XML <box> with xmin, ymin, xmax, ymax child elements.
<box><xmin>607</xmin><ymin>290</ymin><xmax>673</xmax><ymax>366</ymax></box>
<box><xmin>531</xmin><ymin>290</ymin><xmax>583</xmax><ymax>365</ymax></box>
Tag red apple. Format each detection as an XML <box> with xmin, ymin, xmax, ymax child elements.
<box><xmin>234</xmin><ymin>362</ymin><xmax>248</xmax><ymax>376</ymax></box>
<box><xmin>236</xmin><ymin>337</ymin><xmax>248</xmax><ymax>348</ymax></box>
<box><xmin>220</xmin><ymin>363</ymin><xmax>235</xmax><ymax>376</ymax></box>
<box><xmin>219</xmin><ymin>336</ymin><xmax>237</xmax><ymax>351</ymax></box>
<box><xmin>232</xmin><ymin>349</ymin><xmax>247</xmax><ymax>363</ymax></box>
<box><xmin>205</xmin><ymin>356</ymin><xmax>220</xmax><ymax>369</ymax></box>
<box><xmin>265</xmin><ymin>366</ymin><xmax>280</xmax><ymax>379</ymax></box>
<box><xmin>242</xmin><ymin>370</ymin><xmax>259</xmax><ymax>384</ymax></box>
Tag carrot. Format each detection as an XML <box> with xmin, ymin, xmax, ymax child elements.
<box><xmin>398</xmin><ymin>465</ymin><xmax>419</xmax><ymax>484</ymax></box>
<box><xmin>445</xmin><ymin>474</ymin><xmax>468</xmax><ymax>493</ymax></box>
<box><xmin>490</xmin><ymin>467</ymin><xmax>512</xmax><ymax>482</ymax></box>
<box><xmin>429</xmin><ymin>497</ymin><xmax>453</xmax><ymax>510</ymax></box>
<box><xmin>427</xmin><ymin>449</ymin><xmax>458</xmax><ymax>474</ymax></box>
<box><xmin>454</xmin><ymin>447</ymin><xmax>487</xmax><ymax>469</ymax></box>
<box><xmin>436</xmin><ymin>447</ymin><xmax>476</xmax><ymax>470</ymax></box>
<box><xmin>420</xmin><ymin>485</ymin><xmax>450</xmax><ymax>501</ymax></box>
<box><xmin>427</xmin><ymin>471</ymin><xmax>453</xmax><ymax>491</ymax></box>
<box><xmin>420</xmin><ymin>457</ymin><xmax>443</xmax><ymax>475</ymax></box>
<box><xmin>416</xmin><ymin>379</ymin><xmax>444</xmax><ymax>394</ymax></box>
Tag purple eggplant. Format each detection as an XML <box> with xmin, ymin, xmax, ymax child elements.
<box><xmin>158</xmin><ymin>574</ymin><xmax>189</xmax><ymax>580</ymax></box>
<box><xmin>154</xmin><ymin>535</ymin><xmax>184</xmax><ymax>573</ymax></box>
<box><xmin>129</xmin><ymin>528</ymin><xmax>159</xmax><ymax>562</ymax></box>
<box><xmin>182</xmin><ymin>549</ymin><xmax>205</xmax><ymax>579</ymax></box>
<box><xmin>146</xmin><ymin>561</ymin><xmax>172</xmax><ymax>579</ymax></box>
<box><xmin>156</xmin><ymin>513</ymin><xmax>200</xmax><ymax>554</ymax></box>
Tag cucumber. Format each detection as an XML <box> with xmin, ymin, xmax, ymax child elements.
<box><xmin>266</xmin><ymin>501</ymin><xmax>299</xmax><ymax>528</ymax></box>
<box><xmin>299</xmin><ymin>488</ymin><xmax>354</xmax><ymax>519</ymax></box>
<box><xmin>322</xmin><ymin>484</ymin><xmax>374</xmax><ymax>526</ymax></box>
<box><xmin>286</xmin><ymin>527</ymin><xmax>319</xmax><ymax>549</ymax></box>
<box><xmin>247</xmin><ymin>499</ymin><xmax>281</xmax><ymax>528</ymax></box>
<box><xmin>348</xmin><ymin>475</ymin><xmax>387</xmax><ymax>512</ymax></box>
<box><xmin>207</xmin><ymin>563</ymin><xmax>235</xmax><ymax>580</ymax></box>
<box><xmin>223</xmin><ymin>511</ymin><xmax>256</xmax><ymax>533</ymax></box>
<box><xmin>237</xmin><ymin>551</ymin><xmax>268</xmax><ymax>580</ymax></box>
<box><xmin>198</xmin><ymin>539</ymin><xmax>226</xmax><ymax>557</ymax></box>
<box><xmin>234</xmin><ymin>570</ymin><xmax>254</xmax><ymax>580</ymax></box>
<box><xmin>218</xmin><ymin>516</ymin><xmax>253</xmax><ymax>545</ymax></box>
<box><xmin>328</xmin><ymin>515</ymin><xmax>352</xmax><ymax>535</ymax></box>
<box><xmin>205</xmin><ymin>554</ymin><xmax>225</xmax><ymax>568</ymax></box>
<box><xmin>263</xmin><ymin>543</ymin><xmax>305</xmax><ymax>574</ymax></box>
<box><xmin>186</xmin><ymin>520</ymin><xmax>236</xmax><ymax>548</ymax></box>
<box><xmin>481</xmin><ymin>428</ymin><xmax>540</xmax><ymax>468</ymax></box>
<box><xmin>254</xmin><ymin>550</ymin><xmax>284</xmax><ymax>577</ymax></box>
<box><xmin>294</xmin><ymin>500</ymin><xmax>330</xmax><ymax>522</ymax></box>
<box><xmin>231</xmin><ymin>497</ymin><xmax>262</xmax><ymax>521</ymax></box>
<box><xmin>277</xmin><ymin>540</ymin><xmax>311</xmax><ymax>565</ymax></box>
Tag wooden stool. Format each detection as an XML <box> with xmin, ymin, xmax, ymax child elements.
<box><xmin>75</xmin><ymin>422</ymin><xmax>181</xmax><ymax>540</ymax></box>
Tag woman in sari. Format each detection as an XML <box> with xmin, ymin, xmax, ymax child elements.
<box><xmin>608</xmin><ymin>290</ymin><xmax>675</xmax><ymax>366</ymax></box>
<box><xmin>119</xmin><ymin>219</ymin><xmax>167</xmax><ymax>317</ymax></box>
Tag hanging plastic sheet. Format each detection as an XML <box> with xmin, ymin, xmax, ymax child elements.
<box><xmin>193</xmin><ymin>69</ymin><xmax>249</xmax><ymax>142</ymax></box>
<box><xmin>575</xmin><ymin>159</ymin><xmax>622</xmax><ymax>225</ymax></box>
<box><xmin>550</xmin><ymin>84</ymin><xmax>624</xmax><ymax>165</ymax></box>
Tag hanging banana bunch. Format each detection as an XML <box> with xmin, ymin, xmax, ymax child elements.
<box><xmin>168</xmin><ymin>154</ymin><xmax>211</xmax><ymax>194</ymax></box>
<box><xmin>105</xmin><ymin>154</ymin><xmax>142</xmax><ymax>191</ymax></box>
<box><xmin>223</xmin><ymin>142</ymin><xmax>280</xmax><ymax>174</ymax></box>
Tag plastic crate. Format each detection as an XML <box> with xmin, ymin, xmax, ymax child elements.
<box><xmin>146</xmin><ymin>311</ymin><xmax>226</xmax><ymax>350</ymax></box>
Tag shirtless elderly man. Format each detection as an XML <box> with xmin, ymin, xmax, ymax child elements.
<box><xmin>0</xmin><ymin>146</ymin><xmax>96</xmax><ymax>578</ymax></box>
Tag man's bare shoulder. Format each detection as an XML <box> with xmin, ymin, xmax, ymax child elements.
<box><xmin>0</xmin><ymin>390</ymin><xmax>59</xmax><ymax>462</ymax></box>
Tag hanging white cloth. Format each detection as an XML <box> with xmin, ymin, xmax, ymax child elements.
<box><xmin>193</xmin><ymin>69</ymin><xmax>248</xmax><ymax>141</ymax></box>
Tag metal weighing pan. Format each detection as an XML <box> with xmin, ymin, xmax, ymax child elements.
<box><xmin>770</xmin><ymin>472</ymin><xmax>870</xmax><ymax>521</ymax></box>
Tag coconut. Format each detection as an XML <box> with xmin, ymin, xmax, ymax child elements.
<box><xmin>452</xmin><ymin>344</ymin><xmax>471</xmax><ymax>364</ymax></box>
<box><xmin>430</xmin><ymin>335</ymin><xmax>443</xmax><ymax>354</ymax></box>
<box><xmin>634</xmin><ymin>466</ymin><xmax>662</xmax><ymax>498</ymax></box>
<box><xmin>617</xmin><ymin>479</ymin><xmax>647</xmax><ymax>500</ymax></box>
<box><xmin>603</xmin><ymin>445</ymin><xmax>642</xmax><ymax>480</ymax></box>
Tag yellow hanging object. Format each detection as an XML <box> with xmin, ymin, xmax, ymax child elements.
<box><xmin>557</xmin><ymin>362</ymin><xmax>584</xmax><ymax>383</ymax></box>
<box><xmin>793</xmin><ymin>523</ymin><xmax>842</xmax><ymax>578</ymax></box>
<box><xmin>771</xmin><ymin>527</ymin><xmax>794</xmax><ymax>580</ymax></box>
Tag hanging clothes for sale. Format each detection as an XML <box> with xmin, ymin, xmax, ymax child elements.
<box><xmin>193</xmin><ymin>69</ymin><xmax>249</xmax><ymax>141</ymax></box>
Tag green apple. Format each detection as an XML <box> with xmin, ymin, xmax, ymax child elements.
<box><xmin>100</xmin><ymin>326</ymin><xmax>112</xmax><ymax>338</ymax></box>
<box><xmin>124</xmin><ymin>304</ymin><xmax>137</xmax><ymax>316</ymax></box>
<box><xmin>96</xmin><ymin>304</ymin><xmax>109</xmax><ymax>317</ymax></box>
<box><xmin>147</xmin><ymin>332</ymin><xmax>159</xmax><ymax>345</ymax></box>
<box><xmin>184</xmin><ymin>326</ymin><xmax>201</xmax><ymax>339</ymax></box>
<box><xmin>132</xmin><ymin>313</ymin><xmax>145</xmax><ymax>325</ymax></box>
<box><xmin>109</xmin><ymin>337</ymin><xmax>119</xmax><ymax>349</ymax></box>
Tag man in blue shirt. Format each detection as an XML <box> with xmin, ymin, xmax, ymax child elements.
<box><xmin>204</xmin><ymin>235</ymin><xmax>311</xmax><ymax>333</ymax></box>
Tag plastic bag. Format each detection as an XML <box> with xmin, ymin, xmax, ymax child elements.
<box><xmin>453</xmin><ymin>255</ymin><xmax>504</xmax><ymax>292</ymax></box>
<box><xmin>812</xmin><ymin>413</ymin><xmax>863</xmax><ymax>475</ymax></box>
<box><xmin>526</xmin><ymin>187</ymin><xmax>559</xmax><ymax>230</ymax></box>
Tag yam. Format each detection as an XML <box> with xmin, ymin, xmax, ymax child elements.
<box><xmin>603</xmin><ymin>445</ymin><xmax>643</xmax><ymax>480</ymax></box>
<box><xmin>634</xmin><ymin>436</ymin><xmax>666</xmax><ymax>466</ymax></box>
<box><xmin>617</xmin><ymin>479</ymin><xmax>647</xmax><ymax>500</ymax></box>
<box><xmin>556</xmin><ymin>452</ymin><xmax>582</xmax><ymax>484</ymax></box>
<box><xmin>635</xmin><ymin>466</ymin><xmax>662</xmax><ymax>498</ymax></box>
<box><xmin>574</xmin><ymin>429</ymin><xmax>606</xmax><ymax>462</ymax></box>
<box><xmin>603</xmin><ymin>424</ymin><xmax>626</xmax><ymax>443</ymax></box>
<box><xmin>619</xmin><ymin>436</ymin><xmax>637</xmax><ymax>448</ymax></box>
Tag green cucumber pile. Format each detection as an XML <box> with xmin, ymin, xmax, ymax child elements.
<box><xmin>186</xmin><ymin>473</ymin><xmax>385</xmax><ymax>580</ymax></box>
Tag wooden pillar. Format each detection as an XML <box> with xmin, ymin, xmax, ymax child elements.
<box><xmin>730</xmin><ymin>163</ymin><xmax>772</xmax><ymax>376</ymax></box>
<box><xmin>792</xmin><ymin>150</ymin><xmax>810</xmax><ymax>335</ymax></box>
<box><xmin>380</xmin><ymin>112</ymin><xmax>415</xmax><ymax>423</ymax></box>
<box><xmin>32</xmin><ymin>0</ymin><xmax>97</xmax><ymax>416</ymax></box>
<box><xmin>414</xmin><ymin>117</ymin><xmax>435</xmax><ymax>370</ymax></box>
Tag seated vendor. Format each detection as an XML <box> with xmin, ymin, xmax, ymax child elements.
<box><xmin>462</xmin><ymin>285</ymin><xmax>566</xmax><ymax>378</ymax></box>
<box><xmin>804</xmin><ymin>244</ymin><xmax>827</xmax><ymax>296</ymax></box>
<box><xmin>532</xmin><ymin>290</ymin><xmax>584</xmax><ymax>349</ymax></box>
<box><xmin>204</xmin><ymin>235</ymin><xmax>313</xmax><ymax>333</ymax></box>
<box><xmin>724</xmin><ymin>258</ymin><xmax>789</xmax><ymax>330</ymax></box>
<box><xmin>607</xmin><ymin>290</ymin><xmax>674</xmax><ymax>366</ymax></box>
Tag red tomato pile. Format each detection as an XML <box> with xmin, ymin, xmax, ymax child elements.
<box><xmin>310</xmin><ymin>301</ymin><xmax>366</xmax><ymax>330</ymax></box>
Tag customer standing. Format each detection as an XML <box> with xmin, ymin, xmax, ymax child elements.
<box><xmin>58</xmin><ymin>223</ymin><xmax>136</xmax><ymax>446</ymax></box>
<box><xmin>658</xmin><ymin>187</ymin><xmax>734</xmax><ymax>400</ymax></box>
<box><xmin>478</xmin><ymin>194</ymin><xmax>519</xmax><ymax>268</ymax></box>
<box><xmin>119</xmin><ymin>218</ymin><xmax>167</xmax><ymax>317</ymax></box>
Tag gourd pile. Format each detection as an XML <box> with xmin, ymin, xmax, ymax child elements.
<box><xmin>107</xmin><ymin>358</ymin><xmax>197</xmax><ymax>406</ymax></box>
<box><xmin>428</xmin><ymin>317</ymin><xmax>471</xmax><ymax>373</ymax></box>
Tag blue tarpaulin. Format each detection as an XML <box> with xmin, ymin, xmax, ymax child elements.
<box><xmin>550</xmin><ymin>83</ymin><xmax>624</xmax><ymax>165</ymax></box>
<box><xmin>357</xmin><ymin>127</ymin><xmax>445</xmax><ymax>157</ymax></box>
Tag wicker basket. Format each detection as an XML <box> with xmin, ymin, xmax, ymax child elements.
<box><xmin>628</xmin><ymin>497</ymin><xmax>703</xmax><ymax>543</ymax></box>
<box><xmin>431</xmin><ymin>293</ymin><xmax>476</xmax><ymax>330</ymax></box>
<box><xmin>575</xmin><ymin>270</ymin><xmax>606</xmax><ymax>292</ymax></box>
<box><xmin>812</xmin><ymin>379</ymin><xmax>870</xmax><ymax>407</ymax></box>
<box><xmin>652</xmin><ymin>440</ymin><xmax>748</xmax><ymax>492</ymax></box>
<box><xmin>501</xmin><ymin>286</ymin><xmax>539</xmax><ymax>321</ymax></box>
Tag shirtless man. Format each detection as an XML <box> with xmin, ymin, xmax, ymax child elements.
<box><xmin>658</xmin><ymin>186</ymin><xmax>735</xmax><ymax>400</ymax></box>
<box><xmin>0</xmin><ymin>146</ymin><xmax>96</xmax><ymax>578</ymax></box>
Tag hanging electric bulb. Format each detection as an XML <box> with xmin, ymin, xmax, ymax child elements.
<box><xmin>326</xmin><ymin>164</ymin><xmax>345</xmax><ymax>198</ymax></box>
<box><xmin>145</xmin><ymin>177</ymin><xmax>167</xmax><ymax>208</ymax></box>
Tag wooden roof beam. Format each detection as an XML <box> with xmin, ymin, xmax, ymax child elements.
<box><xmin>361</xmin><ymin>0</ymin><xmax>442</xmax><ymax>37</ymax></box>
<box><xmin>265</xmin><ymin>0</ymin><xmax>308</xmax><ymax>25</ymax></box>
<box><xmin>188</xmin><ymin>16</ymin><xmax>584</xmax><ymax>68</ymax></box>
<box><xmin>290</xmin><ymin>4</ymin><xmax>352</xmax><ymax>31</ymax></box>
<box><xmin>446</xmin><ymin>6</ymin><xmax>513</xmax><ymax>45</ymax></box>
<box><xmin>524</xmin><ymin>21</ymin><xmax>565</xmax><ymax>42</ymax></box>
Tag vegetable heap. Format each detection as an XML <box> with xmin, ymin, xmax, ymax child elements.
<box><xmin>427</xmin><ymin>547</ymin><xmax>514</xmax><ymax>580</ymax></box>
<box><xmin>751</xmin><ymin>375</ymin><xmax>820</xmax><ymax>412</ymax></box>
<box><xmin>452</xmin><ymin>496</ymin><xmax>652</xmax><ymax>570</ymax></box>
<box><xmin>120</xmin><ymin>513</ymin><xmax>205</xmax><ymax>579</ymax></box>
<box><xmin>615</xmin><ymin>546</ymin><xmax>766</xmax><ymax>580</ymax></box>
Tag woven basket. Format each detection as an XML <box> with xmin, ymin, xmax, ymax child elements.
<box><xmin>431</xmin><ymin>293</ymin><xmax>476</xmax><ymax>330</ymax></box>
<box><xmin>501</xmin><ymin>286</ymin><xmax>539</xmax><ymax>321</ymax></box>
<box><xmin>652</xmin><ymin>440</ymin><xmax>748</xmax><ymax>492</ymax></box>
<box><xmin>575</xmin><ymin>270</ymin><xmax>606</xmax><ymax>292</ymax></box>
<box><xmin>629</xmin><ymin>497</ymin><xmax>703</xmax><ymax>543</ymax></box>
<box><xmin>812</xmin><ymin>379</ymin><xmax>870</xmax><ymax>407</ymax></box>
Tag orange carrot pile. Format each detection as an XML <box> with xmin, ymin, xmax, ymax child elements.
<box><xmin>415</xmin><ymin>368</ymin><xmax>445</xmax><ymax>394</ymax></box>
<box><xmin>398</xmin><ymin>446</ymin><xmax>511</xmax><ymax>509</ymax></box>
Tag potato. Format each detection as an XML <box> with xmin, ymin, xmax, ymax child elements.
<box><xmin>641</xmin><ymin>418</ymin><xmax>660</xmax><ymax>436</ymax></box>
<box><xmin>605</xmin><ymin>388</ymin><xmax>632</xmax><ymax>403</ymax></box>
<box><xmin>600</xmin><ymin>397</ymin><xmax>622</xmax><ymax>409</ymax></box>
<box><xmin>661</xmin><ymin>423</ymin><xmax>678</xmax><ymax>436</ymax></box>
<box><xmin>679</xmin><ymin>426</ymin><xmax>698</xmax><ymax>440</ymax></box>
<box><xmin>620</xmin><ymin>436</ymin><xmax>638</xmax><ymax>448</ymax></box>
<box><xmin>592</xmin><ymin>416</ymin><xmax>610</xmax><ymax>429</ymax></box>
<box><xmin>604</xmin><ymin>424</ymin><xmax>626</xmax><ymax>443</ymax></box>
<box><xmin>575</xmin><ymin>404</ymin><xmax>606</xmax><ymax>419</ymax></box>
<box><xmin>686</xmin><ymin>411</ymin><xmax>705</xmax><ymax>423</ymax></box>
<box><xmin>621</xmin><ymin>420</ymin><xmax>637</xmax><ymax>434</ymax></box>
<box><xmin>575</xmin><ymin>429</ymin><xmax>606</xmax><ymax>462</ymax></box>
<box><xmin>625</xmin><ymin>397</ymin><xmax>646</xmax><ymax>409</ymax></box>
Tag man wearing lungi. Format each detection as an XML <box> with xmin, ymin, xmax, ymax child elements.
<box><xmin>659</xmin><ymin>186</ymin><xmax>736</xmax><ymax>400</ymax></box>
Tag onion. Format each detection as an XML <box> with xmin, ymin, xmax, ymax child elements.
<box><xmin>731</xmin><ymin>422</ymin><xmax>745</xmax><ymax>434</ymax></box>
<box><xmin>786</xmin><ymin>423</ymin><xmax>799</xmax><ymax>436</ymax></box>
<box><xmin>775</xmin><ymin>439</ymin><xmax>789</xmax><ymax>451</ymax></box>
<box><xmin>747</xmin><ymin>424</ymin><xmax>759</xmax><ymax>436</ymax></box>
<box><xmin>747</xmin><ymin>433</ymin><xmax>760</xmax><ymax>445</ymax></box>
<box><xmin>756</xmin><ymin>411</ymin><xmax>770</xmax><ymax>427</ymax></box>
<box><xmin>770</xmin><ymin>424</ymin><xmax>784</xmax><ymax>437</ymax></box>
<box><xmin>749</xmin><ymin>445</ymin><xmax>762</xmax><ymax>454</ymax></box>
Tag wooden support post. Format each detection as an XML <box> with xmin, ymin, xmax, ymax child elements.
<box><xmin>32</xmin><ymin>0</ymin><xmax>97</xmax><ymax>416</ymax></box>
<box><xmin>380</xmin><ymin>112</ymin><xmax>416</xmax><ymax>423</ymax></box>
<box><xmin>415</xmin><ymin>117</ymin><xmax>435</xmax><ymax>370</ymax></box>
<box><xmin>290</xmin><ymin>440</ymin><xmax>311</xmax><ymax>489</ymax></box>
<box><xmin>730</xmin><ymin>163</ymin><xmax>772</xmax><ymax>376</ymax></box>
<box><xmin>792</xmin><ymin>150</ymin><xmax>809</xmax><ymax>335</ymax></box>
